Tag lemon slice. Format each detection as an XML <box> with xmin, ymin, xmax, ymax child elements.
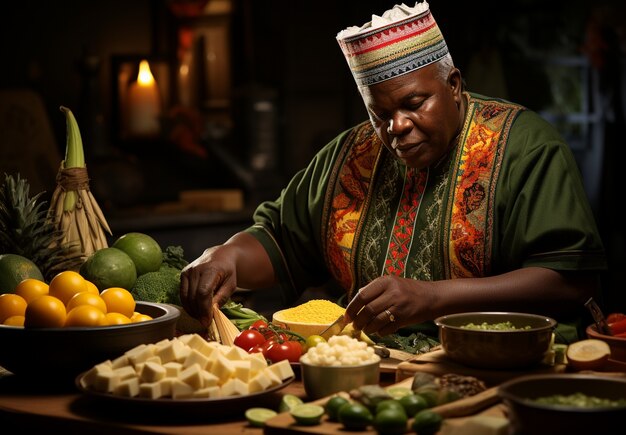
<box><xmin>245</xmin><ymin>407</ymin><xmax>277</xmax><ymax>427</ymax></box>
<box><xmin>290</xmin><ymin>404</ymin><xmax>325</xmax><ymax>426</ymax></box>
<box><xmin>566</xmin><ymin>339</ymin><xmax>611</xmax><ymax>371</ymax></box>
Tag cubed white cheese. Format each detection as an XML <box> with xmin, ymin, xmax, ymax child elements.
<box><xmin>163</xmin><ymin>361</ymin><xmax>183</xmax><ymax>378</ymax></box>
<box><xmin>267</xmin><ymin>359</ymin><xmax>295</xmax><ymax>381</ymax></box>
<box><xmin>140</xmin><ymin>361</ymin><xmax>167</xmax><ymax>383</ymax></box>
<box><xmin>212</xmin><ymin>353</ymin><xmax>236</xmax><ymax>383</ymax></box>
<box><xmin>231</xmin><ymin>360</ymin><xmax>252</xmax><ymax>383</ymax></box>
<box><xmin>192</xmin><ymin>386</ymin><xmax>221</xmax><ymax>398</ymax></box>
<box><xmin>81</xmin><ymin>360</ymin><xmax>113</xmax><ymax>388</ymax></box>
<box><xmin>220</xmin><ymin>377</ymin><xmax>249</xmax><ymax>397</ymax></box>
<box><xmin>223</xmin><ymin>345</ymin><xmax>249</xmax><ymax>361</ymax></box>
<box><xmin>114</xmin><ymin>377</ymin><xmax>139</xmax><ymax>397</ymax></box>
<box><xmin>171</xmin><ymin>378</ymin><xmax>195</xmax><ymax>399</ymax></box>
<box><xmin>156</xmin><ymin>339</ymin><xmax>189</xmax><ymax>363</ymax></box>
<box><xmin>111</xmin><ymin>355</ymin><xmax>129</xmax><ymax>369</ymax></box>
<box><xmin>183</xmin><ymin>348</ymin><xmax>211</xmax><ymax>370</ymax></box>
<box><xmin>248</xmin><ymin>371</ymin><xmax>273</xmax><ymax>393</ymax></box>
<box><xmin>93</xmin><ymin>371</ymin><xmax>121</xmax><ymax>393</ymax></box>
<box><xmin>139</xmin><ymin>381</ymin><xmax>166</xmax><ymax>399</ymax></box>
<box><xmin>261</xmin><ymin>367</ymin><xmax>282</xmax><ymax>387</ymax></box>
<box><xmin>113</xmin><ymin>365</ymin><xmax>137</xmax><ymax>381</ymax></box>
<box><xmin>127</xmin><ymin>344</ymin><xmax>157</xmax><ymax>366</ymax></box>
<box><xmin>201</xmin><ymin>370</ymin><xmax>219</xmax><ymax>387</ymax></box>
<box><xmin>178</xmin><ymin>363</ymin><xmax>204</xmax><ymax>389</ymax></box>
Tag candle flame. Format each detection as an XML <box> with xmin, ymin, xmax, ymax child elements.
<box><xmin>137</xmin><ymin>60</ymin><xmax>156</xmax><ymax>86</ymax></box>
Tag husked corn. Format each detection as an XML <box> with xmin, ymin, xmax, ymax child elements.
<box><xmin>279</xmin><ymin>299</ymin><xmax>345</xmax><ymax>323</ymax></box>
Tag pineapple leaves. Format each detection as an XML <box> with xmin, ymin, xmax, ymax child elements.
<box><xmin>0</xmin><ymin>173</ymin><xmax>83</xmax><ymax>281</ymax></box>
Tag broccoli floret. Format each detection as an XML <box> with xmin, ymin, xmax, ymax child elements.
<box><xmin>162</xmin><ymin>245</ymin><xmax>189</xmax><ymax>270</ymax></box>
<box><xmin>131</xmin><ymin>267</ymin><xmax>182</xmax><ymax>306</ymax></box>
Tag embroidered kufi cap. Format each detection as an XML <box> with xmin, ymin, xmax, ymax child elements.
<box><xmin>336</xmin><ymin>1</ymin><xmax>448</xmax><ymax>87</ymax></box>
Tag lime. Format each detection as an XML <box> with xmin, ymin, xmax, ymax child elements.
<box><xmin>412</xmin><ymin>409</ymin><xmax>443</xmax><ymax>435</ymax></box>
<box><xmin>399</xmin><ymin>394</ymin><xmax>429</xmax><ymax>416</ymax></box>
<box><xmin>386</xmin><ymin>386</ymin><xmax>413</xmax><ymax>399</ymax></box>
<box><xmin>79</xmin><ymin>247</ymin><xmax>137</xmax><ymax>291</ymax></box>
<box><xmin>438</xmin><ymin>388</ymin><xmax>461</xmax><ymax>405</ymax></box>
<box><xmin>305</xmin><ymin>334</ymin><xmax>326</xmax><ymax>351</ymax></box>
<box><xmin>375</xmin><ymin>399</ymin><xmax>406</xmax><ymax>416</ymax></box>
<box><xmin>0</xmin><ymin>254</ymin><xmax>44</xmax><ymax>294</ymax></box>
<box><xmin>112</xmin><ymin>232</ymin><xmax>162</xmax><ymax>276</ymax></box>
<box><xmin>416</xmin><ymin>388</ymin><xmax>440</xmax><ymax>408</ymax></box>
<box><xmin>374</xmin><ymin>408</ymin><xmax>408</xmax><ymax>435</ymax></box>
<box><xmin>290</xmin><ymin>404</ymin><xmax>324</xmax><ymax>426</ymax></box>
<box><xmin>338</xmin><ymin>402</ymin><xmax>373</xmax><ymax>431</ymax></box>
<box><xmin>279</xmin><ymin>393</ymin><xmax>304</xmax><ymax>412</ymax></box>
<box><xmin>245</xmin><ymin>407</ymin><xmax>277</xmax><ymax>427</ymax></box>
<box><xmin>324</xmin><ymin>395</ymin><xmax>350</xmax><ymax>422</ymax></box>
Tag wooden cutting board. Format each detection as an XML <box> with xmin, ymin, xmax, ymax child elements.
<box><xmin>395</xmin><ymin>349</ymin><xmax>568</xmax><ymax>386</ymax></box>
<box><xmin>264</xmin><ymin>376</ymin><xmax>504</xmax><ymax>434</ymax></box>
<box><xmin>380</xmin><ymin>348</ymin><xmax>416</xmax><ymax>373</ymax></box>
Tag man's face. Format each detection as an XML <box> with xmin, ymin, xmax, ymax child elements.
<box><xmin>361</xmin><ymin>63</ymin><xmax>464</xmax><ymax>169</ymax></box>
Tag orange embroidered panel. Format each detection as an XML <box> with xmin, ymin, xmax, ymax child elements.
<box><xmin>323</xmin><ymin>124</ymin><xmax>383</xmax><ymax>291</ymax></box>
<box><xmin>445</xmin><ymin>98</ymin><xmax>521</xmax><ymax>278</ymax></box>
<box><xmin>384</xmin><ymin>168</ymin><xmax>428</xmax><ymax>276</ymax></box>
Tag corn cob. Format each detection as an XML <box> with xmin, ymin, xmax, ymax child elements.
<box><xmin>47</xmin><ymin>106</ymin><xmax>112</xmax><ymax>262</ymax></box>
<box><xmin>212</xmin><ymin>303</ymin><xmax>240</xmax><ymax>346</ymax></box>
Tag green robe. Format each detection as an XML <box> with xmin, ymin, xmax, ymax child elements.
<box><xmin>245</xmin><ymin>93</ymin><xmax>606</xmax><ymax>336</ymax></box>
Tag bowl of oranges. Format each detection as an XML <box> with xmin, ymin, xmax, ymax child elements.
<box><xmin>0</xmin><ymin>271</ymin><xmax>179</xmax><ymax>381</ymax></box>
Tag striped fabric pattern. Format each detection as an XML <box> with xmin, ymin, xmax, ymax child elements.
<box><xmin>337</xmin><ymin>8</ymin><xmax>448</xmax><ymax>87</ymax></box>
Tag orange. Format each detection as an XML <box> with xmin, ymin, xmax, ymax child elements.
<box><xmin>65</xmin><ymin>305</ymin><xmax>107</xmax><ymax>327</ymax></box>
<box><xmin>104</xmin><ymin>312</ymin><xmax>131</xmax><ymax>325</ymax></box>
<box><xmin>100</xmin><ymin>287</ymin><xmax>135</xmax><ymax>318</ymax></box>
<box><xmin>24</xmin><ymin>295</ymin><xmax>67</xmax><ymax>328</ymax></box>
<box><xmin>3</xmin><ymin>315</ymin><xmax>25</xmax><ymax>326</ymax></box>
<box><xmin>131</xmin><ymin>312</ymin><xmax>153</xmax><ymax>322</ymax></box>
<box><xmin>14</xmin><ymin>278</ymin><xmax>49</xmax><ymax>303</ymax></box>
<box><xmin>48</xmin><ymin>270</ymin><xmax>88</xmax><ymax>305</ymax></box>
<box><xmin>85</xmin><ymin>280</ymin><xmax>100</xmax><ymax>295</ymax></box>
<box><xmin>66</xmin><ymin>292</ymin><xmax>107</xmax><ymax>313</ymax></box>
<box><xmin>0</xmin><ymin>293</ymin><xmax>28</xmax><ymax>323</ymax></box>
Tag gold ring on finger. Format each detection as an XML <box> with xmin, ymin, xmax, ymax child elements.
<box><xmin>384</xmin><ymin>309</ymin><xmax>395</xmax><ymax>322</ymax></box>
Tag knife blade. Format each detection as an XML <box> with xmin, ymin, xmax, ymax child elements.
<box><xmin>319</xmin><ymin>314</ymin><xmax>349</xmax><ymax>339</ymax></box>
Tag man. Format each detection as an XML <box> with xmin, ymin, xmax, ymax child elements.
<box><xmin>181</xmin><ymin>2</ymin><xmax>605</xmax><ymax>341</ymax></box>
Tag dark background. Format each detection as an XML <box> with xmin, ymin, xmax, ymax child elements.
<box><xmin>1</xmin><ymin>0</ymin><xmax>625</xmax><ymax>313</ymax></box>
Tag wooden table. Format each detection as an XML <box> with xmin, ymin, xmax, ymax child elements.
<box><xmin>0</xmin><ymin>367</ymin><xmax>398</xmax><ymax>434</ymax></box>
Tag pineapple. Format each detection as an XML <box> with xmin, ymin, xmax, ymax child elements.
<box><xmin>0</xmin><ymin>172</ymin><xmax>83</xmax><ymax>281</ymax></box>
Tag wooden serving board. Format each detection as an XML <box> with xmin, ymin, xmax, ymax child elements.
<box><xmin>264</xmin><ymin>377</ymin><xmax>504</xmax><ymax>434</ymax></box>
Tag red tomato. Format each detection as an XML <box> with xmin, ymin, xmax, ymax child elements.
<box><xmin>607</xmin><ymin>313</ymin><xmax>626</xmax><ymax>324</ymax></box>
<box><xmin>233</xmin><ymin>329</ymin><xmax>266</xmax><ymax>352</ymax></box>
<box><xmin>265</xmin><ymin>340</ymin><xmax>302</xmax><ymax>363</ymax></box>
<box><xmin>249</xmin><ymin>319</ymin><xmax>268</xmax><ymax>330</ymax></box>
<box><xmin>248</xmin><ymin>344</ymin><xmax>265</xmax><ymax>353</ymax></box>
<box><xmin>609</xmin><ymin>318</ymin><xmax>626</xmax><ymax>336</ymax></box>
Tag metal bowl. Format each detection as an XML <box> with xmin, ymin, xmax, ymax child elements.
<box><xmin>300</xmin><ymin>359</ymin><xmax>380</xmax><ymax>400</ymax></box>
<box><xmin>434</xmin><ymin>312</ymin><xmax>556</xmax><ymax>370</ymax></box>
<box><xmin>498</xmin><ymin>374</ymin><xmax>626</xmax><ymax>434</ymax></box>
<box><xmin>0</xmin><ymin>301</ymin><xmax>179</xmax><ymax>381</ymax></box>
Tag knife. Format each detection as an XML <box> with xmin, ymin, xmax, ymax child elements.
<box><xmin>319</xmin><ymin>314</ymin><xmax>349</xmax><ymax>339</ymax></box>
